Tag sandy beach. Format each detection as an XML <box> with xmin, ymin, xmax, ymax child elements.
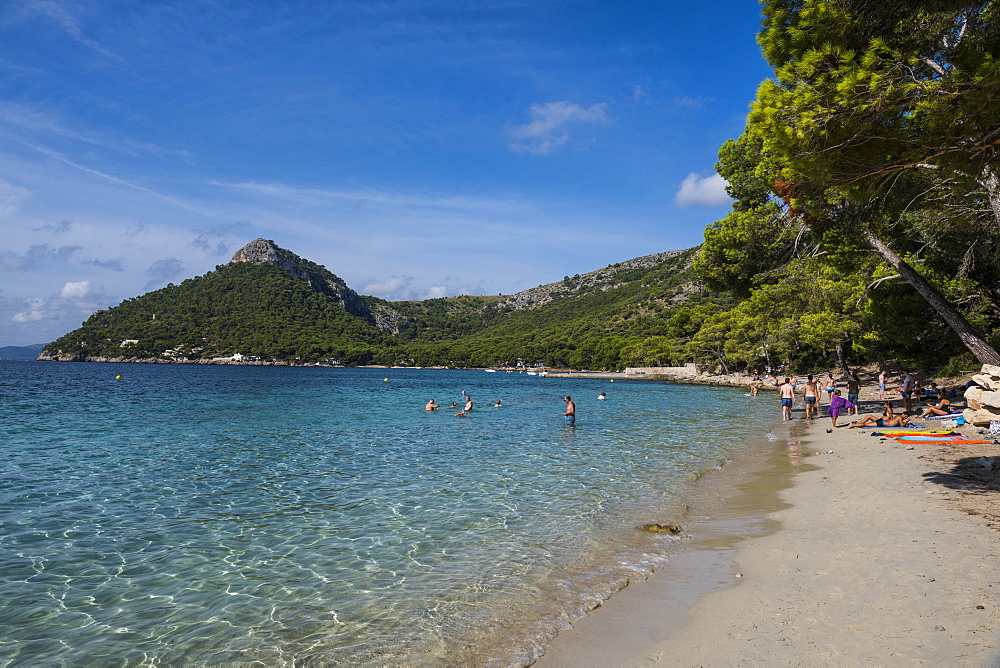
<box><xmin>537</xmin><ymin>405</ymin><xmax>1000</xmax><ymax>666</ymax></box>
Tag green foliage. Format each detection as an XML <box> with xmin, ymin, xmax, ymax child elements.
<box><xmin>43</xmin><ymin>246</ymin><xmax>723</xmax><ymax>370</ymax></box>
<box><xmin>44</xmin><ymin>262</ymin><xmax>389</xmax><ymax>363</ymax></box>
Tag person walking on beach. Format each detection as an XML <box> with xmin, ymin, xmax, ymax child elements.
<box><xmin>847</xmin><ymin>373</ymin><xmax>861</xmax><ymax>416</ymax></box>
<box><xmin>878</xmin><ymin>369</ymin><xmax>887</xmax><ymax>400</ymax></box>
<box><xmin>827</xmin><ymin>389</ymin><xmax>854</xmax><ymax>430</ymax></box>
<box><xmin>563</xmin><ymin>395</ymin><xmax>576</xmax><ymax>425</ymax></box>
<box><xmin>802</xmin><ymin>375</ymin><xmax>820</xmax><ymax>419</ymax></box>
<box><xmin>779</xmin><ymin>378</ymin><xmax>795</xmax><ymax>420</ymax></box>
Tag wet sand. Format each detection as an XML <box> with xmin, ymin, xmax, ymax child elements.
<box><xmin>537</xmin><ymin>413</ymin><xmax>1000</xmax><ymax>666</ymax></box>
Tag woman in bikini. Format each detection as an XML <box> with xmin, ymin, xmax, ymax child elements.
<box><xmin>848</xmin><ymin>413</ymin><xmax>913</xmax><ymax>429</ymax></box>
<box><xmin>918</xmin><ymin>397</ymin><xmax>953</xmax><ymax>418</ymax></box>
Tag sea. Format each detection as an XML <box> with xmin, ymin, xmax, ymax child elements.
<box><xmin>0</xmin><ymin>361</ymin><xmax>778</xmax><ymax>666</ymax></box>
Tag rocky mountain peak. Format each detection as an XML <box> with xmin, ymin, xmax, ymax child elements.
<box><xmin>228</xmin><ymin>238</ymin><xmax>406</xmax><ymax>334</ymax></box>
<box><xmin>230</xmin><ymin>239</ymin><xmax>298</xmax><ymax>272</ymax></box>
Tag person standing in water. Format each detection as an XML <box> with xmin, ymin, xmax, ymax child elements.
<box><xmin>563</xmin><ymin>396</ymin><xmax>576</xmax><ymax>425</ymax></box>
<box><xmin>455</xmin><ymin>396</ymin><xmax>473</xmax><ymax>416</ymax></box>
<box><xmin>779</xmin><ymin>377</ymin><xmax>796</xmax><ymax>420</ymax></box>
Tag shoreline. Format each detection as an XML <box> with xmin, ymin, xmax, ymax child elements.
<box><xmin>536</xmin><ymin>407</ymin><xmax>1000</xmax><ymax>665</ymax></box>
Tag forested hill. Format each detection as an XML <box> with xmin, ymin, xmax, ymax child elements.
<box><xmin>39</xmin><ymin>239</ymin><xmax>723</xmax><ymax>369</ymax></box>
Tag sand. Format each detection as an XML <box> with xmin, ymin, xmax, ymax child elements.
<box><xmin>536</xmin><ymin>412</ymin><xmax>1000</xmax><ymax>666</ymax></box>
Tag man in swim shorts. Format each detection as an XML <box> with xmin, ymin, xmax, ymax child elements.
<box><xmin>779</xmin><ymin>378</ymin><xmax>795</xmax><ymax>420</ymax></box>
<box><xmin>802</xmin><ymin>375</ymin><xmax>820</xmax><ymax>419</ymax></box>
<box><xmin>563</xmin><ymin>395</ymin><xmax>576</xmax><ymax>425</ymax></box>
<box><xmin>847</xmin><ymin>373</ymin><xmax>861</xmax><ymax>416</ymax></box>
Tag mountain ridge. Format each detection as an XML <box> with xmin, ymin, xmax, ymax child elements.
<box><xmin>38</xmin><ymin>239</ymin><xmax>709</xmax><ymax>368</ymax></box>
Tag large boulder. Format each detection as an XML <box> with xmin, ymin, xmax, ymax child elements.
<box><xmin>964</xmin><ymin>386</ymin><xmax>1000</xmax><ymax>411</ymax></box>
<box><xmin>982</xmin><ymin>364</ymin><xmax>1000</xmax><ymax>378</ymax></box>
<box><xmin>963</xmin><ymin>407</ymin><xmax>1000</xmax><ymax>427</ymax></box>
<box><xmin>973</xmin><ymin>371</ymin><xmax>1000</xmax><ymax>391</ymax></box>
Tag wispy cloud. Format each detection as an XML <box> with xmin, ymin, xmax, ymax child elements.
<box><xmin>509</xmin><ymin>101</ymin><xmax>610</xmax><ymax>155</ymax></box>
<box><xmin>0</xmin><ymin>244</ymin><xmax>80</xmax><ymax>270</ymax></box>
<box><xmin>0</xmin><ymin>180</ymin><xmax>30</xmax><ymax>216</ymax></box>
<box><xmin>84</xmin><ymin>257</ymin><xmax>124</xmax><ymax>272</ymax></box>
<box><xmin>143</xmin><ymin>258</ymin><xmax>187</xmax><ymax>291</ymax></box>
<box><xmin>359</xmin><ymin>274</ymin><xmax>492</xmax><ymax>301</ymax></box>
<box><xmin>33</xmin><ymin>219</ymin><xmax>74</xmax><ymax>234</ymax></box>
<box><xmin>674</xmin><ymin>172</ymin><xmax>731</xmax><ymax>207</ymax></box>
<box><xmin>26</xmin><ymin>1</ymin><xmax>116</xmax><ymax>58</ymax></box>
<box><xmin>190</xmin><ymin>223</ymin><xmax>248</xmax><ymax>257</ymax></box>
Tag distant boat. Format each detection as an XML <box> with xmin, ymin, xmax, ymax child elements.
<box><xmin>485</xmin><ymin>369</ymin><xmax>497</xmax><ymax>373</ymax></box>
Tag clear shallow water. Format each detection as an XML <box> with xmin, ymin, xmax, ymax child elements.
<box><xmin>0</xmin><ymin>362</ymin><xmax>774</xmax><ymax>666</ymax></box>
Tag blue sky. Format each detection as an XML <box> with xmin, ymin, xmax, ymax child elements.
<box><xmin>0</xmin><ymin>0</ymin><xmax>772</xmax><ymax>346</ymax></box>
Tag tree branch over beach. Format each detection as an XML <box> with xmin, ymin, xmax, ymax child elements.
<box><xmin>725</xmin><ymin>0</ymin><xmax>1000</xmax><ymax>365</ymax></box>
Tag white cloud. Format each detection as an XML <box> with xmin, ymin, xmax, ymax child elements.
<box><xmin>12</xmin><ymin>299</ymin><xmax>46</xmax><ymax>322</ymax></box>
<box><xmin>674</xmin><ymin>172</ymin><xmax>731</xmax><ymax>207</ymax></box>
<box><xmin>9</xmin><ymin>279</ymin><xmax>106</xmax><ymax>326</ymax></box>
<box><xmin>59</xmin><ymin>280</ymin><xmax>91</xmax><ymax>299</ymax></box>
<box><xmin>360</xmin><ymin>275</ymin><xmax>416</xmax><ymax>300</ymax></box>
<box><xmin>509</xmin><ymin>101</ymin><xmax>610</xmax><ymax>155</ymax></box>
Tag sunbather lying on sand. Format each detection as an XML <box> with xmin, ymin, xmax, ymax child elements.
<box><xmin>848</xmin><ymin>413</ymin><xmax>913</xmax><ymax>429</ymax></box>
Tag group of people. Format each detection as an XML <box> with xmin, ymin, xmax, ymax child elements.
<box><xmin>773</xmin><ymin>369</ymin><xmax>959</xmax><ymax>430</ymax></box>
<box><xmin>423</xmin><ymin>391</ymin><xmax>607</xmax><ymax>425</ymax></box>
<box><xmin>773</xmin><ymin>373</ymin><xmax>862</xmax><ymax>426</ymax></box>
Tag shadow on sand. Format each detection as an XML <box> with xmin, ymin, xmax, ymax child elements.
<box><xmin>922</xmin><ymin>457</ymin><xmax>1000</xmax><ymax>495</ymax></box>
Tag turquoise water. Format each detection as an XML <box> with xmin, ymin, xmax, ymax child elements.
<box><xmin>0</xmin><ymin>362</ymin><xmax>775</xmax><ymax>665</ymax></box>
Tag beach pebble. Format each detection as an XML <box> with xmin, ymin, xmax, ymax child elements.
<box><xmin>735</xmin><ymin>572</ymin><xmax>743</xmax><ymax>578</ymax></box>
<box><xmin>935</xmin><ymin>625</ymin><xmax>946</xmax><ymax>631</ymax></box>
<box><xmin>977</xmin><ymin>605</ymin><xmax>986</xmax><ymax>609</ymax></box>
<box><xmin>927</xmin><ymin>577</ymin><xmax>936</xmax><ymax>582</ymax></box>
<box><xmin>906</xmin><ymin>445</ymin><xmax>915</xmax><ymax>450</ymax></box>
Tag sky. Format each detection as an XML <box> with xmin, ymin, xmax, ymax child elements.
<box><xmin>0</xmin><ymin>0</ymin><xmax>773</xmax><ymax>346</ymax></box>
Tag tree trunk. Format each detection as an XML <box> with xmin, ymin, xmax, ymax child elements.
<box><xmin>980</xmin><ymin>165</ymin><xmax>1000</xmax><ymax>233</ymax></box>
<box><xmin>835</xmin><ymin>340</ymin><xmax>852</xmax><ymax>380</ymax></box>
<box><xmin>865</xmin><ymin>230</ymin><xmax>1000</xmax><ymax>365</ymax></box>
